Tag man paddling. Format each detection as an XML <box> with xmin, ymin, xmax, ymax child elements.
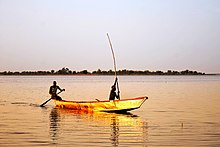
<box><xmin>49</xmin><ymin>81</ymin><xmax>65</xmax><ymax>100</ymax></box>
<box><xmin>109</xmin><ymin>77</ymin><xmax>120</xmax><ymax>100</ymax></box>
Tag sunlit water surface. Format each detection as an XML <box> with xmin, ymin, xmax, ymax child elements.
<box><xmin>0</xmin><ymin>75</ymin><xmax>220</xmax><ymax>146</ymax></box>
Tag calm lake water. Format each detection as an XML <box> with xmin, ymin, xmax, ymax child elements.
<box><xmin>0</xmin><ymin>75</ymin><xmax>220</xmax><ymax>146</ymax></box>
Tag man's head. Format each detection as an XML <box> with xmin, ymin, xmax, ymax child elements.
<box><xmin>53</xmin><ymin>81</ymin><xmax>57</xmax><ymax>85</ymax></box>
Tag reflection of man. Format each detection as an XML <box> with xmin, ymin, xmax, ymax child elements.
<box><xmin>109</xmin><ymin>78</ymin><xmax>120</xmax><ymax>100</ymax></box>
<box><xmin>50</xmin><ymin>108</ymin><xmax>59</xmax><ymax>144</ymax></box>
<box><xmin>110</xmin><ymin>117</ymin><xmax>119</xmax><ymax>146</ymax></box>
<box><xmin>49</xmin><ymin>81</ymin><xmax>65</xmax><ymax>100</ymax></box>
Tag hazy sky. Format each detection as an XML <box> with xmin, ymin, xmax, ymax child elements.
<box><xmin>0</xmin><ymin>0</ymin><xmax>220</xmax><ymax>73</ymax></box>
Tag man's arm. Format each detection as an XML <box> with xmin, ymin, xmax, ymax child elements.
<box><xmin>57</xmin><ymin>86</ymin><xmax>62</xmax><ymax>91</ymax></box>
<box><xmin>57</xmin><ymin>86</ymin><xmax>65</xmax><ymax>92</ymax></box>
<box><xmin>49</xmin><ymin>86</ymin><xmax>52</xmax><ymax>94</ymax></box>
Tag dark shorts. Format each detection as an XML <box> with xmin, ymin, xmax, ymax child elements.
<box><xmin>52</xmin><ymin>95</ymin><xmax>62</xmax><ymax>100</ymax></box>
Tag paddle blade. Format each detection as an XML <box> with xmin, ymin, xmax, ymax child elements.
<box><xmin>40</xmin><ymin>98</ymin><xmax>52</xmax><ymax>107</ymax></box>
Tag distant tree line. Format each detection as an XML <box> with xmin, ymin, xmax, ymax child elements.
<box><xmin>0</xmin><ymin>67</ymin><xmax>206</xmax><ymax>75</ymax></box>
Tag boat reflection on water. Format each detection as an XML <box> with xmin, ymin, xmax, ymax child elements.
<box><xmin>49</xmin><ymin>107</ymin><xmax>148</xmax><ymax>146</ymax></box>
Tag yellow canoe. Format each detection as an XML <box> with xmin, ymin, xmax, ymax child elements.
<box><xmin>54</xmin><ymin>96</ymin><xmax>148</xmax><ymax>113</ymax></box>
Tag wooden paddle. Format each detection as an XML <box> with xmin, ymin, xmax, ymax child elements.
<box><xmin>40</xmin><ymin>90</ymin><xmax>64</xmax><ymax>107</ymax></box>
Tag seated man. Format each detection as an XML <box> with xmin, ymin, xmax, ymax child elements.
<box><xmin>49</xmin><ymin>81</ymin><xmax>65</xmax><ymax>100</ymax></box>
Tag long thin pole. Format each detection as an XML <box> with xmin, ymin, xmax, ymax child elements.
<box><xmin>107</xmin><ymin>33</ymin><xmax>117</xmax><ymax>78</ymax></box>
<box><xmin>107</xmin><ymin>33</ymin><xmax>120</xmax><ymax>99</ymax></box>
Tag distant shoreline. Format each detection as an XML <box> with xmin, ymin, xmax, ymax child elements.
<box><xmin>0</xmin><ymin>67</ymin><xmax>211</xmax><ymax>76</ymax></box>
<box><xmin>0</xmin><ymin>74</ymin><xmax>218</xmax><ymax>77</ymax></box>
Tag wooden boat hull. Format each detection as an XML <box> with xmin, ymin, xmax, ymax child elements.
<box><xmin>54</xmin><ymin>96</ymin><xmax>148</xmax><ymax>112</ymax></box>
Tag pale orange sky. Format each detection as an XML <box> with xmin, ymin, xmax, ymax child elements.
<box><xmin>0</xmin><ymin>0</ymin><xmax>220</xmax><ymax>73</ymax></box>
